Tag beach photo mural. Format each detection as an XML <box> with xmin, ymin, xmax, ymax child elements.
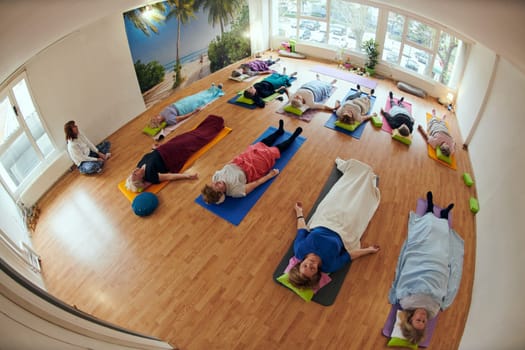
<box><xmin>123</xmin><ymin>0</ymin><xmax>251</xmax><ymax>107</ymax></box>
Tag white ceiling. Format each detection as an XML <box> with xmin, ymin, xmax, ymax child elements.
<box><xmin>1</xmin><ymin>0</ymin><xmax>525</xmax><ymax>85</ymax></box>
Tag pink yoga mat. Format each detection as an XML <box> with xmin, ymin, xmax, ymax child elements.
<box><xmin>381</xmin><ymin>98</ymin><xmax>412</xmax><ymax>133</ymax></box>
<box><xmin>310</xmin><ymin>66</ymin><xmax>377</xmax><ymax>89</ymax></box>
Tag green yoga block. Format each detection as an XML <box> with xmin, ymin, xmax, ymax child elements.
<box><xmin>371</xmin><ymin>114</ymin><xmax>382</xmax><ymax>128</ymax></box>
<box><xmin>463</xmin><ymin>173</ymin><xmax>474</xmax><ymax>187</ymax></box>
<box><xmin>436</xmin><ymin>146</ymin><xmax>452</xmax><ymax>164</ymax></box>
<box><xmin>469</xmin><ymin>197</ymin><xmax>479</xmax><ymax>213</ymax></box>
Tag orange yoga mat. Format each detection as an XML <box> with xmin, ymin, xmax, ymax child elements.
<box><xmin>118</xmin><ymin>126</ymin><xmax>232</xmax><ymax>202</ymax></box>
<box><xmin>425</xmin><ymin>113</ymin><xmax>457</xmax><ymax>170</ymax></box>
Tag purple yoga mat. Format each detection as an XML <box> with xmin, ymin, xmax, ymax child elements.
<box><xmin>310</xmin><ymin>65</ymin><xmax>378</xmax><ymax>89</ymax></box>
<box><xmin>382</xmin><ymin>198</ymin><xmax>453</xmax><ymax>347</ymax></box>
<box><xmin>381</xmin><ymin>303</ymin><xmax>438</xmax><ymax>348</ymax></box>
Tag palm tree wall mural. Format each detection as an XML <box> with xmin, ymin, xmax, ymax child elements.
<box><xmin>123</xmin><ymin>0</ymin><xmax>250</xmax><ymax>107</ymax></box>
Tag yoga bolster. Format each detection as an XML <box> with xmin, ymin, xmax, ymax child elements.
<box><xmin>371</xmin><ymin>114</ymin><xmax>383</xmax><ymax>127</ymax></box>
<box><xmin>436</xmin><ymin>146</ymin><xmax>452</xmax><ymax>164</ymax></box>
<box><xmin>143</xmin><ymin>121</ymin><xmax>167</xmax><ymax>136</ymax></box>
<box><xmin>392</xmin><ymin>129</ymin><xmax>412</xmax><ymax>145</ymax></box>
<box><xmin>469</xmin><ymin>197</ymin><xmax>479</xmax><ymax>213</ymax></box>
<box><xmin>463</xmin><ymin>173</ymin><xmax>474</xmax><ymax>187</ymax></box>
<box><xmin>397</xmin><ymin>81</ymin><xmax>427</xmax><ymax>98</ymax></box>
<box><xmin>334</xmin><ymin>120</ymin><xmax>360</xmax><ymax>131</ymax></box>
<box><xmin>236</xmin><ymin>95</ymin><xmax>255</xmax><ymax>105</ymax></box>
<box><xmin>284</xmin><ymin>104</ymin><xmax>307</xmax><ymax>116</ymax></box>
<box><xmin>132</xmin><ymin>192</ymin><xmax>159</xmax><ymax>216</ymax></box>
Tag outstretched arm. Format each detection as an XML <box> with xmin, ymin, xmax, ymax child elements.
<box><xmin>295</xmin><ymin>201</ymin><xmax>308</xmax><ymax>230</ymax></box>
<box><xmin>349</xmin><ymin>245</ymin><xmax>380</xmax><ymax>260</ymax></box>
<box><xmin>417</xmin><ymin>124</ymin><xmax>430</xmax><ymax>142</ymax></box>
<box><xmin>244</xmin><ymin>168</ymin><xmax>279</xmax><ymax>194</ymax></box>
<box><xmin>158</xmin><ymin>172</ymin><xmax>198</xmax><ymax>182</ymax></box>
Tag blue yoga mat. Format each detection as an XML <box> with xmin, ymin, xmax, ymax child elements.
<box><xmin>227</xmin><ymin>94</ymin><xmax>258</xmax><ymax>109</ymax></box>
<box><xmin>228</xmin><ymin>76</ymin><xmax>297</xmax><ymax>109</ymax></box>
<box><xmin>324</xmin><ymin>89</ymin><xmax>376</xmax><ymax>140</ymax></box>
<box><xmin>195</xmin><ymin>127</ymin><xmax>306</xmax><ymax>225</ymax></box>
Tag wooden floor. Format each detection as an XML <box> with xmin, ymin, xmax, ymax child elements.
<box><xmin>32</xmin><ymin>54</ymin><xmax>476</xmax><ymax>350</ymax></box>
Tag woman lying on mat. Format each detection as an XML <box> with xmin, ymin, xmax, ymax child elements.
<box><xmin>334</xmin><ymin>84</ymin><xmax>374</xmax><ymax>124</ymax></box>
<box><xmin>380</xmin><ymin>91</ymin><xmax>415</xmax><ymax>136</ymax></box>
<box><xmin>417</xmin><ymin>109</ymin><xmax>456</xmax><ymax>157</ymax></box>
<box><xmin>231</xmin><ymin>58</ymin><xmax>280</xmax><ymax>78</ymax></box>
<box><xmin>243</xmin><ymin>72</ymin><xmax>297</xmax><ymax>108</ymax></box>
<box><xmin>389</xmin><ymin>191</ymin><xmax>463</xmax><ymax>344</ymax></box>
<box><xmin>125</xmin><ymin>115</ymin><xmax>225</xmax><ymax>192</ymax></box>
<box><xmin>65</xmin><ymin>120</ymin><xmax>111</xmax><ymax>175</ymax></box>
<box><xmin>288</xmin><ymin>201</ymin><xmax>380</xmax><ymax>289</ymax></box>
<box><xmin>201</xmin><ymin>120</ymin><xmax>302</xmax><ymax>204</ymax></box>
<box><xmin>289</xmin><ymin>74</ymin><xmax>338</xmax><ymax>113</ymax></box>
<box><xmin>149</xmin><ymin>83</ymin><xmax>224</xmax><ymax>133</ymax></box>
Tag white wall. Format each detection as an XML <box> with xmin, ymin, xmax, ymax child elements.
<box><xmin>455</xmin><ymin>44</ymin><xmax>496</xmax><ymax>144</ymax></box>
<box><xmin>16</xmin><ymin>13</ymin><xmax>145</xmax><ymax>205</ymax></box>
<box><xmin>26</xmin><ymin>13</ymin><xmax>145</xmax><ymax>146</ymax></box>
<box><xmin>459</xmin><ymin>57</ymin><xmax>525</xmax><ymax>349</ymax></box>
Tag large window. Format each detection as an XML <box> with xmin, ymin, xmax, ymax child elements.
<box><xmin>275</xmin><ymin>1</ymin><xmax>465</xmax><ymax>89</ymax></box>
<box><xmin>0</xmin><ymin>72</ymin><xmax>55</xmax><ymax>195</ymax></box>
<box><xmin>381</xmin><ymin>11</ymin><xmax>464</xmax><ymax>88</ymax></box>
<box><xmin>277</xmin><ymin>0</ymin><xmax>377</xmax><ymax>51</ymax></box>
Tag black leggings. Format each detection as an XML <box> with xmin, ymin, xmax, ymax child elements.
<box><xmin>260</xmin><ymin>128</ymin><xmax>297</xmax><ymax>154</ymax></box>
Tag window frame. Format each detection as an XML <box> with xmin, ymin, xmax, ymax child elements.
<box><xmin>272</xmin><ymin>0</ymin><xmax>469</xmax><ymax>89</ymax></box>
<box><xmin>0</xmin><ymin>71</ymin><xmax>57</xmax><ymax>198</ymax></box>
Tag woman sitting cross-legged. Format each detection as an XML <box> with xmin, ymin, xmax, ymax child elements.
<box><xmin>288</xmin><ymin>201</ymin><xmax>380</xmax><ymax>289</ymax></box>
<box><xmin>201</xmin><ymin>119</ymin><xmax>302</xmax><ymax>204</ymax></box>
<box><xmin>126</xmin><ymin>115</ymin><xmax>225</xmax><ymax>192</ymax></box>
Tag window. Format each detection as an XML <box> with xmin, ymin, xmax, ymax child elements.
<box><xmin>0</xmin><ymin>72</ymin><xmax>55</xmax><ymax>195</ymax></box>
<box><xmin>275</xmin><ymin>1</ymin><xmax>466</xmax><ymax>89</ymax></box>
<box><xmin>381</xmin><ymin>10</ymin><xmax>464</xmax><ymax>88</ymax></box>
<box><xmin>329</xmin><ymin>1</ymin><xmax>378</xmax><ymax>52</ymax></box>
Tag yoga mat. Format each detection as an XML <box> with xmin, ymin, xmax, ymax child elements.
<box><xmin>118</xmin><ymin>126</ymin><xmax>232</xmax><ymax>202</ymax></box>
<box><xmin>276</xmin><ymin>86</ymin><xmax>337</xmax><ymax>122</ymax></box>
<box><xmin>195</xmin><ymin>127</ymin><xmax>306</xmax><ymax>226</ymax></box>
<box><xmin>382</xmin><ymin>198</ymin><xmax>452</xmax><ymax>346</ymax></box>
<box><xmin>324</xmin><ymin>88</ymin><xmax>377</xmax><ymax>140</ymax></box>
<box><xmin>425</xmin><ymin>113</ymin><xmax>457</xmax><ymax>170</ymax></box>
<box><xmin>273</xmin><ymin>165</ymin><xmax>351</xmax><ymax>306</ymax></box>
<box><xmin>381</xmin><ymin>303</ymin><xmax>439</xmax><ymax>348</ymax></box>
<box><xmin>382</xmin><ymin>98</ymin><xmax>412</xmax><ymax>134</ymax></box>
<box><xmin>310</xmin><ymin>65</ymin><xmax>377</xmax><ymax>89</ymax></box>
<box><xmin>228</xmin><ymin>76</ymin><xmax>297</xmax><ymax>109</ymax></box>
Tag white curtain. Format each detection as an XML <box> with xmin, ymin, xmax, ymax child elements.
<box><xmin>248</xmin><ymin>0</ymin><xmax>270</xmax><ymax>55</ymax></box>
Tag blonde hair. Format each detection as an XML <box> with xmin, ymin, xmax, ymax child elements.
<box><xmin>125</xmin><ymin>174</ymin><xmax>144</xmax><ymax>193</ymax></box>
<box><xmin>149</xmin><ymin>115</ymin><xmax>162</xmax><ymax>129</ymax></box>
<box><xmin>287</xmin><ymin>263</ymin><xmax>321</xmax><ymax>289</ymax></box>
<box><xmin>399</xmin><ymin>310</ymin><xmax>426</xmax><ymax>344</ymax></box>
<box><xmin>291</xmin><ymin>97</ymin><xmax>303</xmax><ymax>109</ymax></box>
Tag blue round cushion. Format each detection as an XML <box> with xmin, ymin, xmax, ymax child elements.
<box><xmin>131</xmin><ymin>192</ymin><xmax>159</xmax><ymax>217</ymax></box>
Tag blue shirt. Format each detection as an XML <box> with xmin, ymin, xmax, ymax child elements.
<box><xmin>293</xmin><ymin>227</ymin><xmax>351</xmax><ymax>273</ymax></box>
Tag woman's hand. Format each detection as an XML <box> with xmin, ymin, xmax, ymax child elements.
<box><xmin>185</xmin><ymin>172</ymin><xmax>198</xmax><ymax>180</ymax></box>
<box><xmin>295</xmin><ymin>201</ymin><xmax>304</xmax><ymax>217</ymax></box>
